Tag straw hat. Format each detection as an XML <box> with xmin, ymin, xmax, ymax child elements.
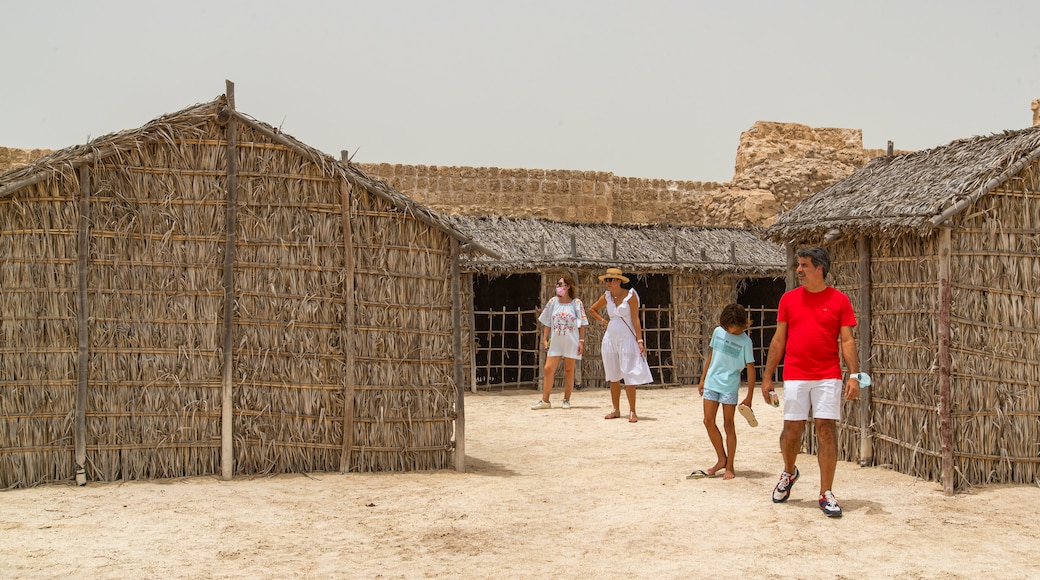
<box><xmin>598</xmin><ymin>267</ymin><xmax>629</xmax><ymax>283</ymax></box>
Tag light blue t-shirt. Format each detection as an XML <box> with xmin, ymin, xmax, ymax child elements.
<box><xmin>704</xmin><ymin>326</ymin><xmax>754</xmax><ymax>395</ymax></box>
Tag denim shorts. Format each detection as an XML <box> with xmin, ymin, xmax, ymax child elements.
<box><xmin>702</xmin><ymin>388</ymin><xmax>738</xmax><ymax>405</ymax></box>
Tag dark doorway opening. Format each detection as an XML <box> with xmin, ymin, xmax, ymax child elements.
<box><xmin>737</xmin><ymin>277</ymin><xmax>786</xmax><ymax>381</ymax></box>
<box><xmin>629</xmin><ymin>274</ymin><xmax>674</xmax><ymax>384</ymax></box>
<box><xmin>472</xmin><ymin>273</ymin><xmax>541</xmax><ymax>387</ymax></box>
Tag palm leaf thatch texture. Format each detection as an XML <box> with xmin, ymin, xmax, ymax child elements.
<box><xmin>767</xmin><ymin>125</ymin><xmax>1040</xmax><ymax>491</ymax></box>
<box><xmin>0</xmin><ymin>91</ymin><xmax>479</xmax><ymax>489</ymax></box>
<box><xmin>447</xmin><ymin>215</ymin><xmax>786</xmax><ymax>387</ymax></box>
<box><xmin>446</xmin><ymin>215</ymin><xmax>785</xmax><ymax>276</ymax></box>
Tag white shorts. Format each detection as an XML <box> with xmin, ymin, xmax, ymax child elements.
<box><xmin>782</xmin><ymin>379</ymin><xmax>842</xmax><ymax>421</ymax></box>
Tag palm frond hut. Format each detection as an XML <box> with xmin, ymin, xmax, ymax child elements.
<box><xmin>443</xmin><ymin>215</ymin><xmax>786</xmax><ymax>390</ymax></box>
<box><xmin>0</xmin><ymin>84</ymin><xmax>493</xmax><ymax>489</ymax></box>
<box><xmin>766</xmin><ymin>125</ymin><xmax>1040</xmax><ymax>493</ymax></box>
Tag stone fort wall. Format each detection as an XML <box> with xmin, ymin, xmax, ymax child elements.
<box><xmin>1</xmin><ymin>121</ymin><xmax>890</xmax><ymax>227</ymax></box>
<box><xmin>354</xmin><ymin>122</ymin><xmax>872</xmax><ymax>228</ymax></box>
<box><xmin>7</xmin><ymin>98</ymin><xmax>1038</xmax><ymax>226</ymax></box>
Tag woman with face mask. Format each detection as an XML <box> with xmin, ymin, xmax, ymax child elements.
<box><xmin>531</xmin><ymin>274</ymin><xmax>587</xmax><ymax>410</ymax></box>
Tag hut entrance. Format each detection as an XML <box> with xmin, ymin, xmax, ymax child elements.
<box><xmin>738</xmin><ymin>277</ymin><xmax>786</xmax><ymax>381</ymax></box>
<box><xmin>472</xmin><ymin>274</ymin><xmax>541</xmax><ymax>389</ymax></box>
<box><xmin>630</xmin><ymin>274</ymin><xmax>674</xmax><ymax>384</ymax></box>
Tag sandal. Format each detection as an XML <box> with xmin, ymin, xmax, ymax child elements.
<box><xmin>628</xmin><ymin>412</ymin><xmax>638</xmax><ymax>423</ymax></box>
<box><xmin>604</xmin><ymin>409</ymin><xmax>621</xmax><ymax>419</ymax></box>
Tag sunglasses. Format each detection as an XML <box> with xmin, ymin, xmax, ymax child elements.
<box><xmin>556</xmin><ymin>281</ymin><xmax>568</xmax><ymax>287</ymax></box>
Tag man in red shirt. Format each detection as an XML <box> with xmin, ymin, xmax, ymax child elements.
<box><xmin>761</xmin><ymin>247</ymin><xmax>861</xmax><ymax>517</ymax></box>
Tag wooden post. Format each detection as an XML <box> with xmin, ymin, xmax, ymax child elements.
<box><xmin>220</xmin><ymin>80</ymin><xmax>238</xmax><ymax>481</ymax></box>
<box><xmin>467</xmin><ymin>272</ymin><xmax>478</xmax><ymax>393</ymax></box>
<box><xmin>339</xmin><ymin>155</ymin><xmax>358</xmax><ymax>473</ymax></box>
<box><xmin>75</xmin><ymin>165</ymin><xmax>91</xmax><ymax>486</ymax></box>
<box><xmin>938</xmin><ymin>227</ymin><xmax>954</xmax><ymax>495</ymax></box>
<box><xmin>857</xmin><ymin>235</ymin><xmax>873</xmax><ymax>466</ymax></box>
<box><xmin>785</xmin><ymin>244</ymin><xmax>797</xmax><ymax>290</ymax></box>
<box><xmin>451</xmin><ymin>238</ymin><xmax>466</xmax><ymax>472</ymax></box>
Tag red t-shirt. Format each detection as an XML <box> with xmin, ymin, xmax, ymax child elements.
<box><xmin>777</xmin><ymin>286</ymin><xmax>857</xmax><ymax>380</ymax></box>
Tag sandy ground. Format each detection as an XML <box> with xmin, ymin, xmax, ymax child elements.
<box><xmin>2</xmin><ymin>385</ymin><xmax>1039</xmax><ymax>579</ymax></box>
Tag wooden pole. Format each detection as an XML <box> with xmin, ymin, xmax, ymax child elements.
<box><xmin>339</xmin><ymin>154</ymin><xmax>358</xmax><ymax>473</ymax></box>
<box><xmin>467</xmin><ymin>272</ymin><xmax>478</xmax><ymax>393</ymax></box>
<box><xmin>75</xmin><ymin>165</ymin><xmax>91</xmax><ymax>486</ymax></box>
<box><xmin>219</xmin><ymin>80</ymin><xmax>238</xmax><ymax>481</ymax></box>
<box><xmin>785</xmin><ymin>244</ymin><xmax>797</xmax><ymax>290</ymax></box>
<box><xmin>857</xmin><ymin>235</ymin><xmax>874</xmax><ymax>466</ymax></box>
<box><xmin>451</xmin><ymin>239</ymin><xmax>466</xmax><ymax>471</ymax></box>
<box><xmin>938</xmin><ymin>227</ymin><xmax>954</xmax><ymax>495</ymax></box>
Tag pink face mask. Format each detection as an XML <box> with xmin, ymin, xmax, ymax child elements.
<box><xmin>556</xmin><ymin>287</ymin><xmax>567</xmax><ymax>297</ymax></box>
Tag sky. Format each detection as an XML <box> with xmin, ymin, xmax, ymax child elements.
<box><xmin>2</xmin><ymin>0</ymin><xmax>1038</xmax><ymax>183</ymax></box>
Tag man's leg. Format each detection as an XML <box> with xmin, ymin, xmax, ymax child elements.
<box><xmin>815</xmin><ymin>418</ymin><xmax>837</xmax><ymax>494</ymax></box>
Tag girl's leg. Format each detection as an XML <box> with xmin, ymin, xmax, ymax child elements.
<box><xmin>562</xmin><ymin>358</ymin><xmax>576</xmax><ymax>401</ymax></box>
<box><xmin>703</xmin><ymin>399</ymin><xmax>726</xmax><ymax>474</ymax></box>
<box><xmin>721</xmin><ymin>403</ymin><xmax>738</xmax><ymax>479</ymax></box>
<box><xmin>541</xmin><ymin>356</ymin><xmax>561</xmax><ymax>402</ymax></box>
<box><xmin>625</xmin><ymin>384</ymin><xmax>638</xmax><ymax>421</ymax></box>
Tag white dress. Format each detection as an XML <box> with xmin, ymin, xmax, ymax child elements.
<box><xmin>538</xmin><ymin>297</ymin><xmax>588</xmax><ymax>359</ymax></box>
<box><xmin>601</xmin><ymin>289</ymin><xmax>653</xmax><ymax>385</ymax></box>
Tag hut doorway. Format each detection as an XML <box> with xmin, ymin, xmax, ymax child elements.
<box><xmin>630</xmin><ymin>274</ymin><xmax>674</xmax><ymax>384</ymax></box>
<box><xmin>472</xmin><ymin>274</ymin><xmax>541</xmax><ymax>388</ymax></box>
<box><xmin>738</xmin><ymin>277</ymin><xmax>786</xmax><ymax>381</ymax></box>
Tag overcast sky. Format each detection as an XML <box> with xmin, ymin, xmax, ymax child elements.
<box><xmin>2</xmin><ymin>0</ymin><xmax>1038</xmax><ymax>183</ymax></box>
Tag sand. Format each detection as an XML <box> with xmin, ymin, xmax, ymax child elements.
<box><xmin>2</xmin><ymin>385</ymin><xmax>1039</xmax><ymax>579</ymax></box>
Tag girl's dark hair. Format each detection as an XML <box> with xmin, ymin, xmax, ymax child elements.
<box><xmin>558</xmin><ymin>274</ymin><xmax>577</xmax><ymax>299</ymax></box>
<box><xmin>719</xmin><ymin>303</ymin><xmax>749</xmax><ymax>329</ymax></box>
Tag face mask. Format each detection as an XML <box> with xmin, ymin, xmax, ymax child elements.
<box><xmin>556</xmin><ymin>287</ymin><xmax>567</xmax><ymax>297</ymax></box>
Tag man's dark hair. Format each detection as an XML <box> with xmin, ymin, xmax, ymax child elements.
<box><xmin>797</xmin><ymin>246</ymin><xmax>831</xmax><ymax>278</ymax></box>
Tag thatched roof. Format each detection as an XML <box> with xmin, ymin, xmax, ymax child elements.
<box><xmin>0</xmin><ymin>96</ymin><xmax>498</xmax><ymax>258</ymax></box>
<box><xmin>766</xmin><ymin>125</ymin><xmax>1040</xmax><ymax>242</ymax></box>
<box><xmin>445</xmin><ymin>215</ymin><xmax>786</xmax><ymax>276</ymax></box>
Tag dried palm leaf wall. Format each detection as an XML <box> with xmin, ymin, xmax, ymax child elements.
<box><xmin>0</xmin><ymin>177</ymin><xmax>81</xmax><ymax>487</ymax></box>
<box><xmin>0</xmin><ymin>106</ymin><xmax>458</xmax><ymax>488</ymax></box>
<box><xmin>947</xmin><ymin>159</ymin><xmax>1040</xmax><ymax>485</ymax></box>
<box><xmin>347</xmin><ymin>169</ymin><xmax>456</xmax><ymax>472</ymax></box>
<box><xmin>800</xmin><ymin>160</ymin><xmax>1040</xmax><ymax>487</ymax></box>
<box><xmin>87</xmin><ymin>129</ymin><xmax>225</xmax><ymax>483</ymax></box>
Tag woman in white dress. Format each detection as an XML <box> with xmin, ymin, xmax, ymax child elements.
<box><xmin>531</xmin><ymin>274</ymin><xmax>587</xmax><ymax>410</ymax></box>
<box><xmin>587</xmin><ymin>268</ymin><xmax>654</xmax><ymax>422</ymax></box>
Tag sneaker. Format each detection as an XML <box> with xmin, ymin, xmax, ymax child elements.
<box><xmin>771</xmin><ymin>467</ymin><xmax>799</xmax><ymax>503</ymax></box>
<box><xmin>819</xmin><ymin>490</ymin><xmax>843</xmax><ymax>517</ymax></box>
<box><xmin>561</xmin><ymin>400</ymin><xmax>571</xmax><ymax>409</ymax></box>
<box><xmin>530</xmin><ymin>400</ymin><xmax>552</xmax><ymax>410</ymax></box>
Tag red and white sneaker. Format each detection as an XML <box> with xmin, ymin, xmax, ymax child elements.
<box><xmin>819</xmin><ymin>490</ymin><xmax>843</xmax><ymax>517</ymax></box>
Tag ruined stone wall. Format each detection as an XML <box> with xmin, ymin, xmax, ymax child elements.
<box><xmin>354</xmin><ymin>163</ymin><xmax>775</xmax><ymax>227</ymax></box>
<box><xmin>0</xmin><ymin>147</ymin><xmax>52</xmax><ymax>173</ymax></box>
<box><xmin>731</xmin><ymin>122</ymin><xmax>868</xmax><ymax>213</ymax></box>
<box><xmin>0</xmin><ymin>122</ymin><xmax>876</xmax><ymax>228</ymax></box>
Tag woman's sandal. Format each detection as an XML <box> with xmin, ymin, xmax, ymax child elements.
<box><xmin>628</xmin><ymin>412</ymin><xmax>638</xmax><ymax>423</ymax></box>
<box><xmin>604</xmin><ymin>409</ymin><xmax>621</xmax><ymax>419</ymax></box>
